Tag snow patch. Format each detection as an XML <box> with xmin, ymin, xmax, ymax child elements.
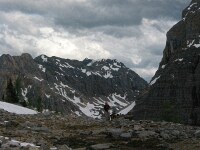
<box><xmin>161</xmin><ymin>65</ymin><xmax>166</xmax><ymax>69</ymax></box>
<box><xmin>56</xmin><ymin>59</ymin><xmax>60</xmax><ymax>62</ymax></box>
<box><xmin>65</xmin><ymin>62</ymin><xmax>74</xmax><ymax>69</ymax></box>
<box><xmin>102</xmin><ymin>66</ymin><xmax>109</xmax><ymax>71</ymax></box>
<box><xmin>194</xmin><ymin>44</ymin><xmax>200</xmax><ymax>48</ymax></box>
<box><xmin>50</xmin><ymin>147</ymin><xmax>58</xmax><ymax>150</ymax></box>
<box><xmin>187</xmin><ymin>40</ymin><xmax>195</xmax><ymax>47</ymax></box>
<box><xmin>45</xmin><ymin>94</ymin><xmax>51</xmax><ymax>98</ymax></box>
<box><xmin>81</xmin><ymin>68</ymin><xmax>86</xmax><ymax>73</ymax></box>
<box><xmin>113</xmin><ymin>62</ymin><xmax>121</xmax><ymax>68</ymax></box>
<box><xmin>11</xmin><ymin>140</ymin><xmax>38</xmax><ymax>148</ymax></box>
<box><xmin>92</xmin><ymin>71</ymin><xmax>102</xmax><ymax>77</ymax></box>
<box><xmin>79</xmin><ymin>102</ymin><xmax>101</xmax><ymax>119</ymax></box>
<box><xmin>73</xmin><ymin>95</ymin><xmax>81</xmax><ymax>104</ymax></box>
<box><xmin>150</xmin><ymin>76</ymin><xmax>160</xmax><ymax>85</ymax></box>
<box><xmin>187</xmin><ymin>2</ymin><xmax>197</xmax><ymax>11</ymax></box>
<box><xmin>118</xmin><ymin>102</ymin><xmax>135</xmax><ymax>115</ymax></box>
<box><xmin>115</xmin><ymin>93</ymin><xmax>127</xmax><ymax>100</ymax></box>
<box><xmin>87</xmin><ymin>60</ymin><xmax>95</xmax><ymax>66</ymax></box>
<box><xmin>21</xmin><ymin>88</ymin><xmax>28</xmax><ymax>102</ymax></box>
<box><xmin>75</xmin><ymin>111</ymin><xmax>81</xmax><ymax>116</ymax></box>
<box><xmin>110</xmin><ymin>65</ymin><xmax>119</xmax><ymax>71</ymax></box>
<box><xmin>38</xmin><ymin>64</ymin><xmax>46</xmax><ymax>72</ymax></box>
<box><xmin>86</xmin><ymin>71</ymin><xmax>92</xmax><ymax>76</ymax></box>
<box><xmin>60</xmin><ymin>82</ymin><xmax>72</xmax><ymax>89</ymax></box>
<box><xmin>174</xmin><ymin>58</ymin><xmax>183</xmax><ymax>62</ymax></box>
<box><xmin>41</xmin><ymin>55</ymin><xmax>47</xmax><ymax>62</ymax></box>
<box><xmin>111</xmin><ymin>93</ymin><xmax>128</xmax><ymax>107</ymax></box>
<box><xmin>33</xmin><ymin>76</ymin><xmax>43</xmax><ymax>82</ymax></box>
<box><xmin>104</xmin><ymin>71</ymin><xmax>113</xmax><ymax>78</ymax></box>
<box><xmin>0</xmin><ymin>101</ymin><xmax>37</xmax><ymax>115</ymax></box>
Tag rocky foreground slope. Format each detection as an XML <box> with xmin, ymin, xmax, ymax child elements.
<box><xmin>132</xmin><ymin>0</ymin><xmax>200</xmax><ymax>125</ymax></box>
<box><xmin>0</xmin><ymin>53</ymin><xmax>147</xmax><ymax>118</ymax></box>
<box><xmin>1</xmin><ymin>110</ymin><xmax>200</xmax><ymax>150</ymax></box>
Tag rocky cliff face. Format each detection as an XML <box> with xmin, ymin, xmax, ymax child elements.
<box><xmin>132</xmin><ymin>0</ymin><xmax>200</xmax><ymax>125</ymax></box>
<box><xmin>0</xmin><ymin>53</ymin><xmax>147</xmax><ymax>118</ymax></box>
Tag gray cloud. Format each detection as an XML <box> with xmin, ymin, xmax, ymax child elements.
<box><xmin>0</xmin><ymin>0</ymin><xmax>190</xmax><ymax>28</ymax></box>
<box><xmin>0</xmin><ymin>0</ymin><xmax>191</xmax><ymax>81</ymax></box>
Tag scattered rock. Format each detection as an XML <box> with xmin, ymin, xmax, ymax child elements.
<box><xmin>73</xmin><ymin>148</ymin><xmax>86</xmax><ymax>150</ymax></box>
<box><xmin>194</xmin><ymin>130</ymin><xmax>200</xmax><ymax>138</ymax></box>
<box><xmin>29</xmin><ymin>147</ymin><xmax>40</xmax><ymax>150</ymax></box>
<box><xmin>39</xmin><ymin>143</ymin><xmax>50</xmax><ymax>150</ymax></box>
<box><xmin>107</xmin><ymin>128</ymin><xmax>124</xmax><ymax>138</ymax></box>
<box><xmin>31</xmin><ymin>127</ymin><xmax>50</xmax><ymax>133</ymax></box>
<box><xmin>57</xmin><ymin>145</ymin><xmax>71</xmax><ymax>150</ymax></box>
<box><xmin>160</xmin><ymin>132</ymin><xmax>170</xmax><ymax>140</ymax></box>
<box><xmin>171</xmin><ymin>130</ymin><xmax>180</xmax><ymax>137</ymax></box>
<box><xmin>138</xmin><ymin>131</ymin><xmax>157</xmax><ymax>139</ymax></box>
<box><xmin>80</xmin><ymin>131</ymin><xmax>93</xmax><ymax>136</ymax></box>
<box><xmin>133</xmin><ymin>125</ymin><xmax>142</xmax><ymax>131</ymax></box>
<box><xmin>120</xmin><ymin>132</ymin><xmax>132</xmax><ymax>139</ymax></box>
<box><xmin>0</xmin><ymin>109</ymin><xmax>200</xmax><ymax>150</ymax></box>
<box><xmin>90</xmin><ymin>143</ymin><xmax>113</xmax><ymax>150</ymax></box>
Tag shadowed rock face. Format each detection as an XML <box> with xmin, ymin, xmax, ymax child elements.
<box><xmin>0</xmin><ymin>53</ymin><xmax>147</xmax><ymax>118</ymax></box>
<box><xmin>132</xmin><ymin>0</ymin><xmax>200</xmax><ymax>125</ymax></box>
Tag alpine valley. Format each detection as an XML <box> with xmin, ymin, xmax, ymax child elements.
<box><xmin>0</xmin><ymin>53</ymin><xmax>147</xmax><ymax>118</ymax></box>
<box><xmin>2</xmin><ymin>0</ymin><xmax>200</xmax><ymax>150</ymax></box>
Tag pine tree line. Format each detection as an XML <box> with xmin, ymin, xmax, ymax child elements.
<box><xmin>2</xmin><ymin>77</ymin><xmax>44</xmax><ymax>112</ymax></box>
<box><xmin>4</xmin><ymin>78</ymin><xmax>19</xmax><ymax>104</ymax></box>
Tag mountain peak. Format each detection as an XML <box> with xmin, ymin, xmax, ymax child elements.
<box><xmin>0</xmin><ymin>54</ymin><xmax>12</xmax><ymax>59</ymax></box>
<box><xmin>182</xmin><ymin>0</ymin><xmax>200</xmax><ymax>19</ymax></box>
<box><xmin>21</xmin><ymin>53</ymin><xmax>33</xmax><ymax>60</ymax></box>
<box><xmin>0</xmin><ymin>53</ymin><xmax>147</xmax><ymax>118</ymax></box>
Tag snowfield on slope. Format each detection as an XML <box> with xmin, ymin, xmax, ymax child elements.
<box><xmin>118</xmin><ymin>101</ymin><xmax>136</xmax><ymax>115</ymax></box>
<box><xmin>0</xmin><ymin>101</ymin><xmax>37</xmax><ymax>115</ymax></box>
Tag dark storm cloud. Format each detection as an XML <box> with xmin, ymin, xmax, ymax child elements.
<box><xmin>0</xmin><ymin>0</ymin><xmax>190</xmax><ymax>29</ymax></box>
<box><xmin>48</xmin><ymin>0</ymin><xmax>191</xmax><ymax>29</ymax></box>
<box><xmin>0</xmin><ymin>0</ymin><xmax>192</xmax><ymax>81</ymax></box>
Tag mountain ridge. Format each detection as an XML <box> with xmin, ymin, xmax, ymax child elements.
<box><xmin>0</xmin><ymin>53</ymin><xmax>147</xmax><ymax>119</ymax></box>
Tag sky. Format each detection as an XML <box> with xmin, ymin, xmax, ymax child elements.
<box><xmin>0</xmin><ymin>0</ymin><xmax>191</xmax><ymax>81</ymax></box>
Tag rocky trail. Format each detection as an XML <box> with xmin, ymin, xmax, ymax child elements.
<box><xmin>0</xmin><ymin>110</ymin><xmax>200</xmax><ymax>150</ymax></box>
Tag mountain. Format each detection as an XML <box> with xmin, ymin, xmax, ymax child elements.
<box><xmin>132</xmin><ymin>0</ymin><xmax>200</xmax><ymax>125</ymax></box>
<box><xmin>0</xmin><ymin>53</ymin><xmax>147</xmax><ymax>118</ymax></box>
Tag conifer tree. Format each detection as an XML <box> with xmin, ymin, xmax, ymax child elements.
<box><xmin>36</xmin><ymin>96</ymin><xmax>43</xmax><ymax>112</ymax></box>
<box><xmin>5</xmin><ymin>78</ymin><xmax>18</xmax><ymax>103</ymax></box>
<box><xmin>15</xmin><ymin>77</ymin><xmax>21</xmax><ymax>98</ymax></box>
<box><xmin>2</xmin><ymin>94</ymin><xmax>4</xmax><ymax>101</ymax></box>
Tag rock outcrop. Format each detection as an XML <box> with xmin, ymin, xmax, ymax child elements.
<box><xmin>132</xmin><ymin>0</ymin><xmax>200</xmax><ymax>125</ymax></box>
<box><xmin>0</xmin><ymin>53</ymin><xmax>147</xmax><ymax>118</ymax></box>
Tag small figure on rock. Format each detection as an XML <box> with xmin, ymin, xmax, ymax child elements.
<box><xmin>104</xmin><ymin>102</ymin><xmax>111</xmax><ymax>121</ymax></box>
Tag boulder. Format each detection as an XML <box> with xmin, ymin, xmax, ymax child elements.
<box><xmin>90</xmin><ymin>143</ymin><xmax>113</xmax><ymax>150</ymax></box>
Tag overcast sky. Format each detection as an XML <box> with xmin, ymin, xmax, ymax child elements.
<box><xmin>0</xmin><ymin>0</ymin><xmax>191</xmax><ymax>81</ymax></box>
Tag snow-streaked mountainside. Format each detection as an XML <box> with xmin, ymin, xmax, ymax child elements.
<box><xmin>0</xmin><ymin>53</ymin><xmax>147</xmax><ymax>118</ymax></box>
<box><xmin>0</xmin><ymin>101</ymin><xmax>37</xmax><ymax>115</ymax></box>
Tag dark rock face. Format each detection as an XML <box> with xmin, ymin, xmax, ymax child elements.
<box><xmin>132</xmin><ymin>0</ymin><xmax>200</xmax><ymax>125</ymax></box>
<box><xmin>0</xmin><ymin>53</ymin><xmax>147</xmax><ymax>118</ymax></box>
